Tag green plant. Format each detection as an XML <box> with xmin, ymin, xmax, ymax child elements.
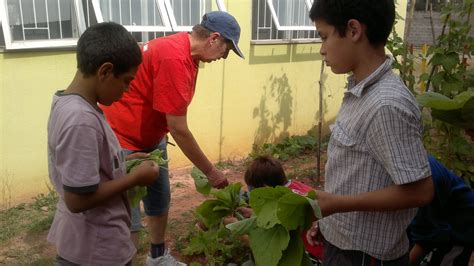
<box><xmin>31</xmin><ymin>184</ymin><xmax>58</xmax><ymax>211</ymax></box>
<box><xmin>250</xmin><ymin>134</ymin><xmax>317</xmax><ymax>161</ymax></box>
<box><xmin>185</xmin><ymin>168</ymin><xmax>251</xmax><ymax>264</ymax></box>
<box><xmin>226</xmin><ymin>186</ymin><xmax>322</xmax><ymax>266</ymax></box>
<box><xmin>1</xmin><ymin>170</ymin><xmax>14</xmax><ymax>211</ymax></box>
<box><xmin>388</xmin><ymin>0</ymin><xmax>474</xmax><ymax>185</ymax></box>
<box><xmin>126</xmin><ymin>149</ymin><xmax>168</xmax><ymax>207</ymax></box>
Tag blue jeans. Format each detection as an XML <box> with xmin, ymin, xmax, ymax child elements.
<box><xmin>123</xmin><ymin>138</ymin><xmax>170</xmax><ymax>232</ymax></box>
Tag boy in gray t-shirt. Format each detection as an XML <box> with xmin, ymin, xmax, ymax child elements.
<box><xmin>47</xmin><ymin>22</ymin><xmax>158</xmax><ymax>265</ymax></box>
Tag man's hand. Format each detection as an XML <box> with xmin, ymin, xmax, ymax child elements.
<box><xmin>205</xmin><ymin>166</ymin><xmax>229</xmax><ymax>188</ymax></box>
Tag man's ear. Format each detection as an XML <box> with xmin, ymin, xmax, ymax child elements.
<box><xmin>97</xmin><ymin>62</ymin><xmax>114</xmax><ymax>81</ymax></box>
<box><xmin>209</xmin><ymin>32</ymin><xmax>221</xmax><ymax>44</ymax></box>
<box><xmin>347</xmin><ymin>19</ymin><xmax>363</xmax><ymax>42</ymax></box>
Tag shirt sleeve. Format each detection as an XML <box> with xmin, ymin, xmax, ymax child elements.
<box><xmin>55</xmin><ymin>124</ymin><xmax>103</xmax><ymax>191</ymax></box>
<box><xmin>366</xmin><ymin>105</ymin><xmax>431</xmax><ymax>185</ymax></box>
<box><xmin>153</xmin><ymin>58</ymin><xmax>194</xmax><ymax>116</ymax></box>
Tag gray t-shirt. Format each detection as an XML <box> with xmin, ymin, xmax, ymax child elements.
<box><xmin>47</xmin><ymin>91</ymin><xmax>135</xmax><ymax>265</ymax></box>
<box><xmin>319</xmin><ymin>57</ymin><xmax>431</xmax><ymax>260</ymax></box>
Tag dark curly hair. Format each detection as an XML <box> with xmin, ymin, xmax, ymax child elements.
<box><xmin>309</xmin><ymin>0</ymin><xmax>395</xmax><ymax>46</ymax></box>
<box><xmin>76</xmin><ymin>22</ymin><xmax>142</xmax><ymax>77</ymax></box>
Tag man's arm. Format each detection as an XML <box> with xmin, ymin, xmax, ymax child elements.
<box><xmin>166</xmin><ymin>114</ymin><xmax>228</xmax><ymax>188</ymax></box>
<box><xmin>316</xmin><ymin>176</ymin><xmax>434</xmax><ymax>217</ymax></box>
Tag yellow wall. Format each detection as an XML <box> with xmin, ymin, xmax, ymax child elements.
<box><xmin>0</xmin><ymin>1</ymin><xmax>407</xmax><ymax>206</ymax></box>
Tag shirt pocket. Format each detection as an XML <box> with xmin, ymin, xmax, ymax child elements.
<box><xmin>329</xmin><ymin>123</ymin><xmax>356</xmax><ymax>147</ymax></box>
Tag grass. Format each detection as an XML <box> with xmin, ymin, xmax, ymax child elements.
<box><xmin>0</xmin><ymin>189</ymin><xmax>58</xmax><ymax>265</ymax></box>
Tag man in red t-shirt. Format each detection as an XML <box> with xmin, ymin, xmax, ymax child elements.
<box><xmin>101</xmin><ymin>11</ymin><xmax>244</xmax><ymax>265</ymax></box>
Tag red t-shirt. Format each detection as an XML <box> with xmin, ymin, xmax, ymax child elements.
<box><xmin>102</xmin><ymin>32</ymin><xmax>199</xmax><ymax>150</ymax></box>
<box><xmin>286</xmin><ymin>180</ymin><xmax>324</xmax><ymax>260</ymax></box>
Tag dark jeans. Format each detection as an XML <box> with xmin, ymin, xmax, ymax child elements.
<box><xmin>323</xmin><ymin>239</ymin><xmax>409</xmax><ymax>266</ymax></box>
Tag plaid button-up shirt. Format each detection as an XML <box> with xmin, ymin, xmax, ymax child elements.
<box><xmin>319</xmin><ymin>56</ymin><xmax>431</xmax><ymax>260</ymax></box>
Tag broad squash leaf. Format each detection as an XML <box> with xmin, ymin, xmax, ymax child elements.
<box><xmin>278</xmin><ymin>230</ymin><xmax>305</xmax><ymax>266</ymax></box>
<box><xmin>277</xmin><ymin>193</ymin><xmax>310</xmax><ymax>230</ymax></box>
<box><xmin>249</xmin><ymin>225</ymin><xmax>290</xmax><ymax>266</ymax></box>
<box><xmin>191</xmin><ymin>167</ymin><xmax>212</xmax><ymax>195</ymax></box>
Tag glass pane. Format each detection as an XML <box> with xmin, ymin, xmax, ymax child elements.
<box><xmin>169</xmin><ymin>0</ymin><xmax>213</xmax><ymax>27</ymax></box>
<box><xmin>81</xmin><ymin>0</ymin><xmax>98</xmax><ymax>27</ymax></box>
<box><xmin>6</xmin><ymin>0</ymin><xmax>79</xmax><ymax>41</ymax></box>
<box><xmin>271</xmin><ymin>0</ymin><xmax>313</xmax><ymax>27</ymax></box>
<box><xmin>99</xmin><ymin>0</ymin><xmax>165</xmax><ymax>27</ymax></box>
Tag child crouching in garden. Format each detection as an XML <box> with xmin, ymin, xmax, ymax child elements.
<box><xmin>241</xmin><ymin>155</ymin><xmax>323</xmax><ymax>265</ymax></box>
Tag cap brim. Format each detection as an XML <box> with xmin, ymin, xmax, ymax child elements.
<box><xmin>231</xmin><ymin>40</ymin><xmax>245</xmax><ymax>59</ymax></box>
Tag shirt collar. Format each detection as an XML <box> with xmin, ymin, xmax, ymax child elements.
<box><xmin>346</xmin><ymin>56</ymin><xmax>393</xmax><ymax>97</ymax></box>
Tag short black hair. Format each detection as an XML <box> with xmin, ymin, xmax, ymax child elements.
<box><xmin>245</xmin><ymin>156</ymin><xmax>287</xmax><ymax>188</ymax></box>
<box><xmin>76</xmin><ymin>22</ymin><xmax>142</xmax><ymax>77</ymax></box>
<box><xmin>309</xmin><ymin>0</ymin><xmax>395</xmax><ymax>46</ymax></box>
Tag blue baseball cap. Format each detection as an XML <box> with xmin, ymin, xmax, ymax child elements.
<box><xmin>201</xmin><ymin>11</ymin><xmax>244</xmax><ymax>59</ymax></box>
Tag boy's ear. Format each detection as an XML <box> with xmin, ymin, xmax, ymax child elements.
<box><xmin>347</xmin><ymin>19</ymin><xmax>363</xmax><ymax>42</ymax></box>
<box><xmin>97</xmin><ymin>62</ymin><xmax>114</xmax><ymax>81</ymax></box>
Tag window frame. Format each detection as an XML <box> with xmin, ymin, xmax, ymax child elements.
<box><xmin>91</xmin><ymin>0</ymin><xmax>173</xmax><ymax>32</ymax></box>
<box><xmin>164</xmin><ymin>0</ymin><xmax>227</xmax><ymax>32</ymax></box>
<box><xmin>251</xmin><ymin>0</ymin><xmax>320</xmax><ymax>44</ymax></box>
<box><xmin>0</xmin><ymin>0</ymin><xmax>87</xmax><ymax>50</ymax></box>
<box><xmin>266</xmin><ymin>0</ymin><xmax>315</xmax><ymax>31</ymax></box>
<box><xmin>0</xmin><ymin>0</ymin><xmax>228</xmax><ymax>50</ymax></box>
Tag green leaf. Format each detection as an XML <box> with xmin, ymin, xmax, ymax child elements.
<box><xmin>127</xmin><ymin>186</ymin><xmax>147</xmax><ymax>208</ymax></box>
<box><xmin>306</xmin><ymin>197</ymin><xmax>323</xmax><ymax>220</ymax></box>
<box><xmin>277</xmin><ymin>193</ymin><xmax>310</xmax><ymax>230</ymax></box>
<box><xmin>440</xmin><ymin>77</ymin><xmax>463</xmax><ymax>95</ymax></box>
<box><xmin>417</xmin><ymin>90</ymin><xmax>474</xmax><ymax>110</ymax></box>
<box><xmin>212</xmin><ymin>205</ymin><xmax>230</xmax><ymax>211</ymax></box>
<box><xmin>278</xmin><ymin>230</ymin><xmax>305</xmax><ymax>266</ymax></box>
<box><xmin>191</xmin><ymin>167</ymin><xmax>212</xmax><ymax>195</ymax></box>
<box><xmin>196</xmin><ymin>199</ymin><xmax>231</xmax><ymax>228</ymax></box>
<box><xmin>226</xmin><ymin>217</ymin><xmax>257</xmax><ymax>235</ymax></box>
<box><xmin>126</xmin><ymin>149</ymin><xmax>168</xmax><ymax>206</ymax></box>
<box><xmin>250</xmin><ymin>186</ymin><xmax>292</xmax><ymax>229</ymax></box>
<box><xmin>249</xmin><ymin>225</ymin><xmax>290</xmax><ymax>266</ymax></box>
<box><xmin>306</xmin><ymin>190</ymin><xmax>316</xmax><ymax>199</ymax></box>
<box><xmin>210</xmin><ymin>182</ymin><xmax>243</xmax><ymax>210</ymax></box>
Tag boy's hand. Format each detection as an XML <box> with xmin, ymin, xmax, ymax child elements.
<box><xmin>206</xmin><ymin>166</ymin><xmax>229</xmax><ymax>188</ymax></box>
<box><xmin>131</xmin><ymin>160</ymin><xmax>159</xmax><ymax>186</ymax></box>
<box><xmin>306</xmin><ymin>221</ymin><xmax>323</xmax><ymax>246</ymax></box>
<box><xmin>125</xmin><ymin>152</ymin><xmax>150</xmax><ymax>161</ymax></box>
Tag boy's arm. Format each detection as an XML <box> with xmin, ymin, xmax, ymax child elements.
<box><xmin>409</xmin><ymin>243</ymin><xmax>425</xmax><ymax>265</ymax></box>
<box><xmin>316</xmin><ymin>176</ymin><xmax>433</xmax><ymax>217</ymax></box>
<box><xmin>166</xmin><ymin>113</ymin><xmax>228</xmax><ymax>188</ymax></box>
<box><xmin>64</xmin><ymin>161</ymin><xmax>158</xmax><ymax>213</ymax></box>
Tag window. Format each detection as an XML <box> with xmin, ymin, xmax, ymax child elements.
<box><xmin>165</xmin><ymin>0</ymin><xmax>226</xmax><ymax>32</ymax></box>
<box><xmin>0</xmin><ymin>0</ymin><xmax>226</xmax><ymax>50</ymax></box>
<box><xmin>0</xmin><ymin>0</ymin><xmax>93</xmax><ymax>50</ymax></box>
<box><xmin>252</xmin><ymin>0</ymin><xmax>318</xmax><ymax>43</ymax></box>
